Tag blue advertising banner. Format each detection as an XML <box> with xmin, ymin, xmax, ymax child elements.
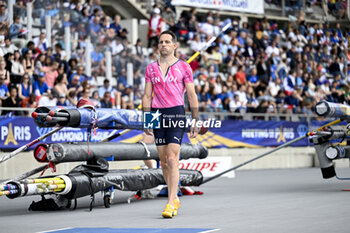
<box><xmin>0</xmin><ymin>117</ymin><xmax>144</xmax><ymax>150</ymax></box>
<box><xmin>0</xmin><ymin>117</ymin><xmax>321</xmax><ymax>150</ymax></box>
<box><xmin>189</xmin><ymin>120</ymin><xmax>310</xmax><ymax>148</ymax></box>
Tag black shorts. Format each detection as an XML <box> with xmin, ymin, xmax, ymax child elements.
<box><xmin>152</xmin><ymin>105</ymin><xmax>186</xmax><ymax>146</ymax></box>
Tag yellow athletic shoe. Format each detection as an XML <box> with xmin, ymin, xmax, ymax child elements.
<box><xmin>162</xmin><ymin>204</ymin><xmax>174</xmax><ymax>218</ymax></box>
<box><xmin>173</xmin><ymin>198</ymin><xmax>181</xmax><ymax>216</ymax></box>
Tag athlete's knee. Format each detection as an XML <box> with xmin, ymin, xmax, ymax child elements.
<box><xmin>167</xmin><ymin>156</ymin><xmax>179</xmax><ymax>169</ymax></box>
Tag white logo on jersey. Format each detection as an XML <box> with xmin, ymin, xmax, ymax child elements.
<box><xmin>174</xmin><ymin>136</ymin><xmax>181</xmax><ymax>143</ymax></box>
<box><xmin>152</xmin><ymin>75</ymin><xmax>178</xmax><ymax>84</ymax></box>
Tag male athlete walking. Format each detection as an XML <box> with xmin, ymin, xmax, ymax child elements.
<box><xmin>142</xmin><ymin>30</ymin><xmax>199</xmax><ymax>218</ymax></box>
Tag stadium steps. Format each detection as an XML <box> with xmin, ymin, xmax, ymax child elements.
<box><xmin>264</xmin><ymin>1</ymin><xmax>337</xmax><ymax>22</ymax></box>
<box><xmin>101</xmin><ymin>0</ymin><xmax>149</xmax><ymax>19</ymax></box>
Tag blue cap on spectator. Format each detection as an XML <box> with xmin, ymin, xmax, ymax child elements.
<box><xmin>39</xmin><ymin>72</ymin><xmax>45</xmax><ymax>77</ymax></box>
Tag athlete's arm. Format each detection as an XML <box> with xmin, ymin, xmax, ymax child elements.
<box><xmin>142</xmin><ymin>82</ymin><xmax>153</xmax><ymax>136</ymax></box>
<box><xmin>185</xmin><ymin>82</ymin><xmax>199</xmax><ymax>138</ymax></box>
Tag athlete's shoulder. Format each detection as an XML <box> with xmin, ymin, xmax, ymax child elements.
<box><xmin>177</xmin><ymin>60</ymin><xmax>191</xmax><ymax>69</ymax></box>
<box><xmin>146</xmin><ymin>61</ymin><xmax>158</xmax><ymax>71</ymax></box>
<box><xmin>147</xmin><ymin>61</ymin><xmax>158</xmax><ymax>67</ymax></box>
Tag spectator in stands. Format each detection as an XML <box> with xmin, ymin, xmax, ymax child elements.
<box><xmin>22</xmin><ymin>50</ymin><xmax>34</xmax><ymax>79</ymax></box>
<box><xmin>225</xmin><ymin>74</ymin><xmax>234</xmax><ymax>89</ymax></box>
<box><xmin>118</xmin><ymin>28</ymin><xmax>129</xmax><ymax>42</ymax></box>
<box><xmin>98</xmin><ymin>78</ymin><xmax>115</xmax><ymax>101</ymax></box>
<box><xmin>235</xmin><ymin>65</ymin><xmax>247</xmax><ymax>86</ymax></box>
<box><xmin>10</xmin><ymin>50</ymin><xmax>24</xmax><ymax>84</ymax></box>
<box><xmin>285</xmin><ymin>89</ymin><xmax>303</xmax><ymax>113</ymax></box>
<box><xmin>247</xmin><ymin>67</ymin><xmax>259</xmax><ymax>88</ymax></box>
<box><xmin>200</xmin><ymin>16</ymin><xmax>215</xmax><ymax>39</ymax></box>
<box><xmin>229</xmin><ymin>94</ymin><xmax>244</xmax><ymax>113</ymax></box>
<box><xmin>132</xmin><ymin>38</ymin><xmax>146</xmax><ymax>72</ymax></box>
<box><xmin>41</xmin><ymin>61</ymin><xmax>59</xmax><ymax>88</ymax></box>
<box><xmin>45</xmin><ymin>49</ymin><xmax>53</xmax><ymax>65</ymax></box>
<box><xmin>100</xmin><ymin>91</ymin><xmax>113</xmax><ymax>108</ymax></box>
<box><xmin>34</xmin><ymin>53</ymin><xmax>46</xmax><ymax>76</ymax></box>
<box><xmin>32</xmin><ymin>0</ymin><xmax>46</xmax><ymax>20</ymax></box>
<box><xmin>190</xmin><ymin>34</ymin><xmax>204</xmax><ymax>53</ymax></box>
<box><xmin>80</xmin><ymin>87</ymin><xmax>91</xmax><ymax>100</ymax></box>
<box><xmin>0</xmin><ymin>72</ymin><xmax>9</xmax><ymax>107</ymax></box>
<box><xmin>21</xmin><ymin>41</ymin><xmax>36</xmax><ymax>56</ymax></box>
<box><xmin>91</xmin><ymin>90</ymin><xmax>101</xmax><ymax>108</ymax></box>
<box><xmin>89</xmin><ymin>15</ymin><xmax>103</xmax><ymax>42</ymax></box>
<box><xmin>1</xmin><ymin>37</ymin><xmax>18</xmax><ymax>56</ymax></box>
<box><xmin>0</xmin><ymin>58</ymin><xmax>10</xmax><ymax>85</ymax></box>
<box><xmin>90</xmin><ymin>0</ymin><xmax>104</xmax><ymax>15</ymax></box>
<box><xmin>0</xmin><ymin>4</ymin><xmax>9</xmax><ymax>27</ymax></box>
<box><xmin>284</xmin><ymin>70</ymin><xmax>297</xmax><ymax>96</ymax></box>
<box><xmin>18</xmin><ymin>73</ymin><xmax>32</xmax><ymax>100</ymax></box>
<box><xmin>100</xmin><ymin>16</ymin><xmax>110</xmax><ymax>33</ymax></box>
<box><xmin>38</xmin><ymin>91</ymin><xmax>57</xmax><ymax>107</ymax></box>
<box><xmin>54</xmin><ymin>43</ymin><xmax>66</xmax><ymax>61</ymax></box>
<box><xmin>9</xmin><ymin>16</ymin><xmax>26</xmax><ymax>39</ymax></box>
<box><xmin>56</xmin><ymin>93</ymin><xmax>68</xmax><ymax>107</ymax></box>
<box><xmin>203</xmin><ymin>45</ymin><xmax>222</xmax><ymax>73</ymax></box>
<box><xmin>174</xmin><ymin>17</ymin><xmax>189</xmax><ymax>42</ymax></box>
<box><xmin>236</xmin><ymin>85</ymin><xmax>248</xmax><ymax>111</ymax></box>
<box><xmin>121</xmin><ymin>85</ymin><xmax>133</xmax><ymax>109</ymax></box>
<box><xmin>268</xmin><ymin>77</ymin><xmax>281</xmax><ymax>97</ymax></box>
<box><xmin>110</xmin><ymin>14</ymin><xmax>122</xmax><ymax>35</ymax></box>
<box><xmin>116</xmin><ymin>68</ymin><xmax>127</xmax><ymax>88</ymax></box>
<box><xmin>1</xmin><ymin>86</ymin><xmax>22</xmax><ymax>116</ymax></box>
<box><xmin>91</xmin><ymin>44</ymin><xmax>105</xmax><ymax>75</ymax></box>
<box><xmin>53</xmin><ymin>74</ymin><xmax>68</xmax><ymax>98</ymax></box>
<box><xmin>214</xmin><ymin>74</ymin><xmax>223</xmax><ymax>94</ymax></box>
<box><xmin>67</xmin><ymin>58</ymin><xmax>78</xmax><ymax>78</ymax></box>
<box><xmin>67</xmin><ymin>74</ymin><xmax>82</xmax><ymax>95</ymax></box>
<box><xmin>256</xmin><ymin>54</ymin><xmax>269</xmax><ymax>83</ymax></box>
<box><xmin>33</xmin><ymin>72</ymin><xmax>49</xmax><ymax>96</ymax></box>
<box><xmin>147</xmin><ymin>8</ymin><xmax>162</xmax><ymax>48</ymax></box>
<box><xmin>40</xmin><ymin>2</ymin><xmax>60</xmax><ymax>28</ymax></box>
<box><xmin>246</xmin><ymin>86</ymin><xmax>258</xmax><ymax>112</ymax></box>
<box><xmin>162</xmin><ymin>6</ymin><xmax>176</xmax><ymax>31</ymax></box>
<box><xmin>33</xmin><ymin>32</ymin><xmax>48</xmax><ymax>54</ymax></box>
<box><xmin>21</xmin><ymin>93</ymin><xmax>37</xmax><ymax>113</ymax></box>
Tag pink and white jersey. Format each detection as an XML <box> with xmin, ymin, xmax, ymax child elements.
<box><xmin>145</xmin><ymin>60</ymin><xmax>193</xmax><ymax>108</ymax></box>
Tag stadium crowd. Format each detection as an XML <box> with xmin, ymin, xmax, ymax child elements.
<box><xmin>0</xmin><ymin>0</ymin><xmax>350</xmax><ymax>119</ymax></box>
<box><xmin>265</xmin><ymin>0</ymin><xmax>348</xmax><ymax>20</ymax></box>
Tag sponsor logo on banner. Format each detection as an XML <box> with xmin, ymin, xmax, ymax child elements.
<box><xmin>171</xmin><ymin>0</ymin><xmax>264</xmax><ymax>14</ymax></box>
<box><xmin>179</xmin><ymin>157</ymin><xmax>235</xmax><ymax>178</ymax></box>
<box><xmin>1</xmin><ymin>122</ymin><xmax>31</xmax><ymax>145</ymax></box>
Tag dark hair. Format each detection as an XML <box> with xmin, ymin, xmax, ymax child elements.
<box><xmin>55</xmin><ymin>43</ymin><xmax>62</xmax><ymax>50</ymax></box>
<box><xmin>55</xmin><ymin>74</ymin><xmax>64</xmax><ymax>84</ymax></box>
<box><xmin>9</xmin><ymin>85</ymin><xmax>17</xmax><ymax>93</ymax></box>
<box><xmin>159</xmin><ymin>30</ymin><xmax>177</xmax><ymax>43</ymax></box>
<box><xmin>27</xmin><ymin>41</ymin><xmax>35</xmax><ymax>47</ymax></box>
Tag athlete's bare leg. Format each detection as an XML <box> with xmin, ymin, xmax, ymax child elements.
<box><xmin>142</xmin><ymin>133</ymin><xmax>154</xmax><ymax>168</ymax></box>
<box><xmin>157</xmin><ymin>145</ymin><xmax>169</xmax><ymax>185</ymax></box>
<box><xmin>157</xmin><ymin>143</ymin><xmax>180</xmax><ymax>206</ymax></box>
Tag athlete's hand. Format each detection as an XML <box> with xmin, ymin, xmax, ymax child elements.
<box><xmin>144</xmin><ymin>128</ymin><xmax>154</xmax><ymax>136</ymax></box>
<box><xmin>190</xmin><ymin>125</ymin><xmax>198</xmax><ymax>138</ymax></box>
